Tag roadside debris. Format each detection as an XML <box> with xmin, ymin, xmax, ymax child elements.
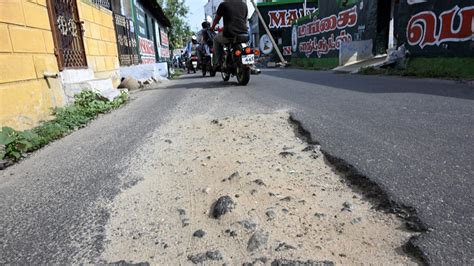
<box><xmin>188</xmin><ymin>250</ymin><xmax>223</xmax><ymax>264</ymax></box>
<box><xmin>101</xmin><ymin>112</ymin><xmax>419</xmax><ymax>264</ymax></box>
<box><xmin>247</xmin><ymin>230</ymin><xmax>269</xmax><ymax>252</ymax></box>
<box><xmin>193</xmin><ymin>229</ymin><xmax>206</xmax><ymax>238</ymax></box>
<box><xmin>211</xmin><ymin>196</ymin><xmax>235</xmax><ymax>219</ymax></box>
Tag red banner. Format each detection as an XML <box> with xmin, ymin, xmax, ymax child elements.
<box><xmin>139</xmin><ymin>37</ymin><xmax>155</xmax><ymax>56</ymax></box>
<box><xmin>139</xmin><ymin>36</ymin><xmax>155</xmax><ymax>64</ymax></box>
<box><xmin>160</xmin><ymin>31</ymin><xmax>169</xmax><ymax>47</ymax></box>
<box><xmin>160</xmin><ymin>47</ymin><xmax>170</xmax><ymax>58</ymax></box>
<box><xmin>407</xmin><ymin>5</ymin><xmax>474</xmax><ymax>49</ymax></box>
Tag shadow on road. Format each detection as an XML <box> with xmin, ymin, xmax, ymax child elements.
<box><xmin>263</xmin><ymin>69</ymin><xmax>474</xmax><ymax>100</ymax></box>
<box><xmin>164</xmin><ymin>79</ymin><xmax>240</xmax><ymax>90</ymax></box>
<box><xmin>172</xmin><ymin>74</ymin><xmax>203</xmax><ymax>80</ymax></box>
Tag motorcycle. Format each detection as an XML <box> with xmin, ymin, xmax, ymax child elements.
<box><xmin>220</xmin><ymin>35</ymin><xmax>255</xmax><ymax>86</ymax></box>
<box><xmin>201</xmin><ymin>30</ymin><xmax>217</xmax><ymax>77</ymax></box>
<box><xmin>187</xmin><ymin>54</ymin><xmax>198</xmax><ymax>74</ymax></box>
<box><xmin>178</xmin><ymin>55</ymin><xmax>186</xmax><ymax>70</ymax></box>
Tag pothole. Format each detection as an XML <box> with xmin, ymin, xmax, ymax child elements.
<box><xmin>101</xmin><ymin>111</ymin><xmax>420</xmax><ymax>265</ymax></box>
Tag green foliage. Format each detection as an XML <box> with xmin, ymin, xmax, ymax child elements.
<box><xmin>159</xmin><ymin>0</ymin><xmax>192</xmax><ymax>50</ymax></box>
<box><xmin>360</xmin><ymin>57</ymin><xmax>474</xmax><ymax>80</ymax></box>
<box><xmin>171</xmin><ymin>68</ymin><xmax>183</xmax><ymax>79</ymax></box>
<box><xmin>0</xmin><ymin>127</ymin><xmax>38</xmax><ymax>160</ymax></box>
<box><xmin>0</xmin><ymin>90</ymin><xmax>128</xmax><ymax>161</ymax></box>
<box><xmin>292</xmin><ymin>57</ymin><xmax>339</xmax><ymax>70</ymax></box>
<box><xmin>359</xmin><ymin>66</ymin><xmax>381</xmax><ymax>75</ymax></box>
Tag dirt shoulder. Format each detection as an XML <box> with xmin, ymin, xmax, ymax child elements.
<box><xmin>101</xmin><ymin>111</ymin><xmax>419</xmax><ymax>265</ymax></box>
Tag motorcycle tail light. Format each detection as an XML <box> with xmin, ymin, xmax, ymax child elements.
<box><xmin>254</xmin><ymin>49</ymin><xmax>261</xmax><ymax>56</ymax></box>
<box><xmin>245</xmin><ymin>47</ymin><xmax>251</xmax><ymax>54</ymax></box>
<box><xmin>235</xmin><ymin>50</ymin><xmax>242</xmax><ymax>57</ymax></box>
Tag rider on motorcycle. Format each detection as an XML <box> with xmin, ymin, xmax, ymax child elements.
<box><xmin>199</xmin><ymin>21</ymin><xmax>213</xmax><ymax>56</ymax></box>
<box><xmin>185</xmin><ymin>35</ymin><xmax>198</xmax><ymax>58</ymax></box>
<box><xmin>210</xmin><ymin>0</ymin><xmax>248</xmax><ymax>70</ymax></box>
<box><xmin>184</xmin><ymin>36</ymin><xmax>199</xmax><ymax>72</ymax></box>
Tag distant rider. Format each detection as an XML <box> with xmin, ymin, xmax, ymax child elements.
<box><xmin>199</xmin><ymin>21</ymin><xmax>213</xmax><ymax>56</ymax></box>
<box><xmin>185</xmin><ymin>35</ymin><xmax>198</xmax><ymax>58</ymax></box>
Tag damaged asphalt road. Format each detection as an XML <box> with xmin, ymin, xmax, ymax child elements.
<box><xmin>0</xmin><ymin>69</ymin><xmax>473</xmax><ymax>264</ymax></box>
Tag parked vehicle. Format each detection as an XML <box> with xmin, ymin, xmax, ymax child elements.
<box><xmin>220</xmin><ymin>35</ymin><xmax>257</xmax><ymax>86</ymax></box>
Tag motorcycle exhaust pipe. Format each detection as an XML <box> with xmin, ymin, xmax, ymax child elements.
<box><xmin>251</xmin><ymin>68</ymin><xmax>261</xmax><ymax>75</ymax></box>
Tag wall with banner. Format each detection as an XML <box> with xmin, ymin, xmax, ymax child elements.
<box><xmin>257</xmin><ymin>1</ymin><xmax>318</xmax><ymax>60</ymax></box>
<box><xmin>159</xmin><ymin>28</ymin><xmax>170</xmax><ymax>60</ymax></box>
<box><xmin>114</xmin><ymin>14</ymin><xmax>139</xmax><ymax>66</ymax></box>
<box><xmin>397</xmin><ymin>0</ymin><xmax>474</xmax><ymax>57</ymax></box>
<box><xmin>134</xmin><ymin>0</ymin><xmax>156</xmax><ymax>64</ymax></box>
<box><xmin>291</xmin><ymin>0</ymin><xmax>379</xmax><ymax>59</ymax></box>
<box><xmin>292</xmin><ymin>0</ymin><xmax>474</xmax><ymax>61</ymax></box>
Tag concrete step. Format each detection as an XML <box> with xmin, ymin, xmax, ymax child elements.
<box><xmin>63</xmin><ymin>78</ymin><xmax>119</xmax><ymax>103</ymax></box>
<box><xmin>333</xmin><ymin>55</ymin><xmax>387</xmax><ymax>74</ymax></box>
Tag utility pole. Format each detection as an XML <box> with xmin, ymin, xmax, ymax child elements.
<box><xmin>249</xmin><ymin>0</ymin><xmax>287</xmax><ymax>66</ymax></box>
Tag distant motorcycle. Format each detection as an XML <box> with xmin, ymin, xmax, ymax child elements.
<box><xmin>220</xmin><ymin>35</ymin><xmax>257</xmax><ymax>86</ymax></box>
<box><xmin>187</xmin><ymin>54</ymin><xmax>198</xmax><ymax>74</ymax></box>
<box><xmin>178</xmin><ymin>56</ymin><xmax>186</xmax><ymax>69</ymax></box>
<box><xmin>201</xmin><ymin>30</ymin><xmax>216</xmax><ymax>77</ymax></box>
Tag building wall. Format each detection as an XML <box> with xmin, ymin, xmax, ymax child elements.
<box><xmin>133</xmin><ymin>2</ymin><xmax>156</xmax><ymax>64</ymax></box>
<box><xmin>292</xmin><ymin>0</ymin><xmax>381</xmax><ymax>60</ymax></box>
<box><xmin>257</xmin><ymin>0</ymin><xmax>318</xmax><ymax>60</ymax></box>
<box><xmin>293</xmin><ymin>0</ymin><xmax>474</xmax><ymax>61</ymax></box>
<box><xmin>0</xmin><ymin>0</ymin><xmax>121</xmax><ymax>130</ymax></box>
<box><xmin>396</xmin><ymin>0</ymin><xmax>474</xmax><ymax>57</ymax></box>
<box><xmin>0</xmin><ymin>0</ymin><xmax>64</xmax><ymax>130</ymax></box>
<box><xmin>79</xmin><ymin>0</ymin><xmax>120</xmax><ymax>86</ymax></box>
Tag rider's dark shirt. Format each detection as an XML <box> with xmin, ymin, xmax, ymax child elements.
<box><xmin>216</xmin><ymin>1</ymin><xmax>248</xmax><ymax>38</ymax></box>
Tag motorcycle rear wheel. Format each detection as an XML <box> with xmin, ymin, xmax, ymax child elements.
<box><xmin>236</xmin><ymin>67</ymin><xmax>251</xmax><ymax>86</ymax></box>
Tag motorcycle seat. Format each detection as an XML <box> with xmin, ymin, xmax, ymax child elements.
<box><xmin>230</xmin><ymin>34</ymin><xmax>249</xmax><ymax>44</ymax></box>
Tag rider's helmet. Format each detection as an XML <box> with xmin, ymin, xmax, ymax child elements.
<box><xmin>202</xmin><ymin>21</ymin><xmax>210</xmax><ymax>29</ymax></box>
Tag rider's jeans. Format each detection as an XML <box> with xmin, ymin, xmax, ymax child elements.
<box><xmin>203</xmin><ymin>44</ymin><xmax>210</xmax><ymax>55</ymax></box>
<box><xmin>213</xmin><ymin>32</ymin><xmax>231</xmax><ymax>66</ymax></box>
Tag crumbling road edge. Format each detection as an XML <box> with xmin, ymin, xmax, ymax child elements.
<box><xmin>288</xmin><ymin>113</ymin><xmax>430</xmax><ymax>265</ymax></box>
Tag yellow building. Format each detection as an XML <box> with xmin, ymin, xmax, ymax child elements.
<box><xmin>0</xmin><ymin>0</ymin><xmax>120</xmax><ymax>130</ymax></box>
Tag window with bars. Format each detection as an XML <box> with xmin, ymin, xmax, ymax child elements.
<box><xmin>91</xmin><ymin>0</ymin><xmax>111</xmax><ymax>10</ymax></box>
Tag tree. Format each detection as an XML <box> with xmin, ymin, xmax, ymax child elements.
<box><xmin>158</xmin><ymin>0</ymin><xmax>193</xmax><ymax>50</ymax></box>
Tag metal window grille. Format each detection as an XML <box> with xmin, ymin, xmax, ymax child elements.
<box><xmin>47</xmin><ymin>0</ymin><xmax>88</xmax><ymax>70</ymax></box>
<box><xmin>91</xmin><ymin>0</ymin><xmax>111</xmax><ymax>10</ymax></box>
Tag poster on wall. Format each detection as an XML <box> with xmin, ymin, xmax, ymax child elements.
<box><xmin>160</xmin><ymin>29</ymin><xmax>170</xmax><ymax>59</ymax></box>
<box><xmin>134</xmin><ymin>0</ymin><xmax>147</xmax><ymax>37</ymax></box>
<box><xmin>159</xmin><ymin>47</ymin><xmax>170</xmax><ymax>58</ymax></box>
<box><xmin>293</xmin><ymin>0</ymin><xmax>372</xmax><ymax>58</ymax></box>
<box><xmin>139</xmin><ymin>36</ymin><xmax>156</xmax><ymax>64</ymax></box>
<box><xmin>257</xmin><ymin>1</ymin><xmax>317</xmax><ymax>58</ymax></box>
<box><xmin>160</xmin><ymin>30</ymin><xmax>169</xmax><ymax>47</ymax></box>
<box><xmin>259</xmin><ymin>34</ymin><xmax>274</xmax><ymax>55</ymax></box>
<box><xmin>397</xmin><ymin>0</ymin><xmax>474</xmax><ymax>57</ymax></box>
